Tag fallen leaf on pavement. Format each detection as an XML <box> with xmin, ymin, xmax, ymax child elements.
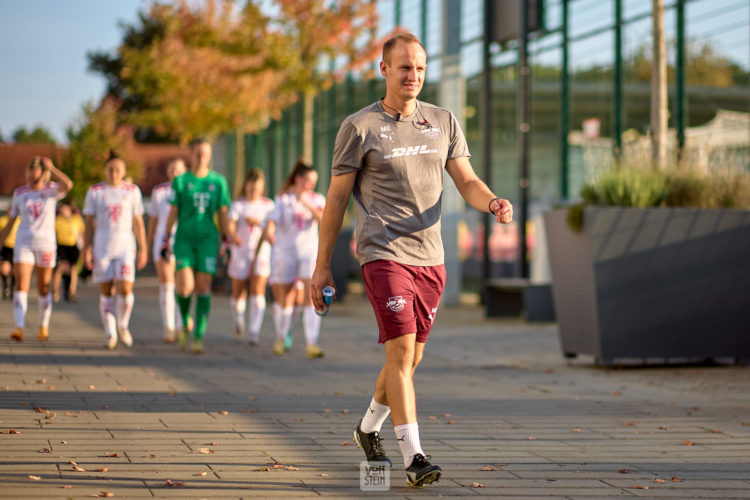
<box><xmin>89</xmin><ymin>385</ymin><xmax>96</xmax><ymax>390</ymax></box>
<box><xmin>148</xmin><ymin>454</ymin><xmax>157</xmax><ymax>458</ymax></box>
<box><xmin>658</xmin><ymin>425</ymin><xmax>670</xmax><ymax>430</ymax></box>
<box><xmin>572</xmin><ymin>428</ymin><xmax>581</xmax><ymax>433</ymax></box>
<box><xmin>100</xmin><ymin>492</ymin><xmax>115</xmax><ymax>498</ymax></box>
<box><xmin>107</xmin><ymin>453</ymin><xmax>119</xmax><ymax>458</ymax></box>
<box><xmin>272</xmin><ymin>464</ymin><xmax>298</xmax><ymax>471</ymax></box>
<box><xmin>195</xmin><ymin>471</ymin><xmax>208</xmax><ymax>476</ymax></box>
<box><xmin>95</xmin><ymin>467</ymin><xmax>108</xmax><ymax>472</ymax></box>
<box><xmin>209</xmin><ymin>442</ymin><xmax>219</xmax><ymax>446</ymax></box>
<box><xmin>443</xmin><ymin>413</ymin><xmax>452</xmax><ymax>417</ymax></box>
<box><xmin>164</xmin><ymin>479</ymin><xmax>185</xmax><ymax>487</ymax></box>
<box><xmin>632</xmin><ymin>485</ymin><xmax>649</xmax><ymax>489</ymax></box>
<box><xmin>27</xmin><ymin>475</ymin><xmax>41</xmax><ymax>480</ymax></box>
<box><xmin>219</xmin><ymin>411</ymin><xmax>228</xmax><ymax>415</ymax></box>
<box><xmin>480</xmin><ymin>466</ymin><xmax>495</xmax><ymax>471</ymax></box>
<box><xmin>2</xmin><ymin>429</ymin><xmax>20</xmax><ymax>434</ymax></box>
<box><xmin>428</xmin><ymin>416</ymin><xmax>437</xmax><ymax>420</ymax></box>
<box><xmin>471</xmin><ymin>482</ymin><xmax>484</xmax><ymax>487</ymax></box>
<box><xmin>527</xmin><ymin>436</ymin><xmax>536</xmax><ymax>440</ymax></box>
<box><xmin>61</xmin><ymin>485</ymin><xmax>73</xmax><ymax>488</ymax></box>
<box><xmin>671</xmin><ymin>476</ymin><xmax>684</xmax><ymax>482</ymax></box>
<box><xmin>34</xmin><ymin>407</ymin><xmax>46</xmax><ymax>413</ymax></box>
<box><xmin>619</xmin><ymin>469</ymin><xmax>630</xmax><ymax>474</ymax></box>
<box><xmin>623</xmin><ymin>422</ymin><xmax>635</xmax><ymax>426</ymax></box>
<box><xmin>320</xmin><ymin>473</ymin><xmax>328</xmax><ymax>477</ymax></box>
<box><xmin>683</xmin><ymin>440</ymin><xmax>695</xmax><ymax>446</ymax></box>
<box><xmin>340</xmin><ymin>441</ymin><xmax>351</xmax><ymax>446</ymax></box>
<box><xmin>447</xmin><ymin>420</ymin><xmax>456</xmax><ymax>425</ymax></box>
<box><xmin>257</xmin><ymin>467</ymin><xmax>270</xmax><ymax>471</ymax></box>
<box><xmin>197</xmin><ymin>448</ymin><xmax>214</xmax><ymax>454</ymax></box>
<box><xmin>73</xmin><ymin>465</ymin><xmax>86</xmax><ymax>472</ymax></box>
<box><xmin>654</xmin><ymin>478</ymin><xmax>666</xmax><ymax>484</ymax></box>
<box><xmin>613</xmin><ymin>390</ymin><xmax>622</xmax><ymax>395</ymax></box>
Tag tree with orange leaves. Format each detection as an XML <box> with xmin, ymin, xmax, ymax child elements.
<box><xmin>273</xmin><ymin>0</ymin><xmax>383</xmax><ymax>161</ymax></box>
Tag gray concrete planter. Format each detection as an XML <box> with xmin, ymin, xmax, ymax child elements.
<box><xmin>544</xmin><ymin>207</ymin><xmax>750</xmax><ymax>365</ymax></box>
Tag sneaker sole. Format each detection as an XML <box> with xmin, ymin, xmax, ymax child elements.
<box><xmin>407</xmin><ymin>469</ymin><xmax>441</xmax><ymax>488</ymax></box>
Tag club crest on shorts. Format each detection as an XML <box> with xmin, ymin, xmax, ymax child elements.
<box><xmin>386</xmin><ymin>296</ymin><xmax>406</xmax><ymax>312</ymax></box>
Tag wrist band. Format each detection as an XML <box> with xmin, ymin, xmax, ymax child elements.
<box><xmin>488</xmin><ymin>197</ymin><xmax>501</xmax><ymax>215</ymax></box>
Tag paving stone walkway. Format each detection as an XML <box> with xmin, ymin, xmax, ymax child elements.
<box><xmin>1</xmin><ymin>276</ymin><xmax>749</xmax><ymax>499</ymax></box>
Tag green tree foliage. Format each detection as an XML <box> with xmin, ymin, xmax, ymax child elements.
<box><xmin>87</xmin><ymin>0</ymin><xmax>383</xmax><ymax>145</ymax></box>
<box><xmin>61</xmin><ymin>98</ymin><xmax>142</xmax><ymax>205</ymax></box>
<box><xmin>11</xmin><ymin>126</ymin><xmax>57</xmax><ymax>145</ymax></box>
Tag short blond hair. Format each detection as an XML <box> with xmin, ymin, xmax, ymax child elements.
<box><xmin>382</xmin><ymin>32</ymin><xmax>425</xmax><ymax>65</ymax></box>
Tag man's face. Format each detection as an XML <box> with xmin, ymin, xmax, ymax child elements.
<box><xmin>380</xmin><ymin>41</ymin><xmax>426</xmax><ymax>102</ymax></box>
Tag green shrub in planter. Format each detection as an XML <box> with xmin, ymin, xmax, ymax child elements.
<box><xmin>567</xmin><ymin>164</ymin><xmax>750</xmax><ymax>231</ymax></box>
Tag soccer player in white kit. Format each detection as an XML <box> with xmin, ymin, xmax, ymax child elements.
<box><xmin>146</xmin><ymin>158</ymin><xmax>187</xmax><ymax>343</ymax></box>
<box><xmin>82</xmin><ymin>154</ymin><xmax>148</xmax><ymax>349</ymax></box>
<box><xmin>228</xmin><ymin>168</ymin><xmax>274</xmax><ymax>344</ymax></box>
<box><xmin>257</xmin><ymin>160</ymin><xmax>326</xmax><ymax>358</ymax></box>
<box><xmin>0</xmin><ymin>156</ymin><xmax>73</xmax><ymax>342</ymax></box>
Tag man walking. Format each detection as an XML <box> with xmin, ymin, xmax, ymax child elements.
<box><xmin>311</xmin><ymin>32</ymin><xmax>513</xmax><ymax>488</ymax></box>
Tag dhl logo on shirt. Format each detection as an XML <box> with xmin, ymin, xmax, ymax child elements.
<box><xmin>383</xmin><ymin>145</ymin><xmax>438</xmax><ymax>159</ymax></box>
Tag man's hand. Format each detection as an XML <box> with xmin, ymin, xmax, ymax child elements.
<box><xmin>490</xmin><ymin>198</ymin><xmax>513</xmax><ymax>224</ymax></box>
<box><xmin>310</xmin><ymin>265</ymin><xmax>335</xmax><ymax>312</ymax></box>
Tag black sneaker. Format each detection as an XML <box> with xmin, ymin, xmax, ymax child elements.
<box><xmin>405</xmin><ymin>453</ymin><xmax>441</xmax><ymax>488</ymax></box>
<box><xmin>353</xmin><ymin>419</ymin><xmax>392</xmax><ymax>467</ymax></box>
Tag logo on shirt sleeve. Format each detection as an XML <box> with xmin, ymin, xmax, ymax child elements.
<box><xmin>386</xmin><ymin>296</ymin><xmax>406</xmax><ymax>312</ymax></box>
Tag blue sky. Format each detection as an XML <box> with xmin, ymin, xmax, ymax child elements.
<box><xmin>0</xmin><ymin>0</ymin><xmax>146</xmax><ymax>143</ymax></box>
<box><xmin>1</xmin><ymin>0</ymin><xmax>747</xmax><ymax>144</ymax></box>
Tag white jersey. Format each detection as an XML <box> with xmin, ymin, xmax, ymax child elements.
<box><xmin>83</xmin><ymin>182</ymin><xmax>144</xmax><ymax>259</ymax></box>
<box><xmin>268</xmin><ymin>191</ymin><xmax>325</xmax><ymax>254</ymax></box>
<box><xmin>10</xmin><ymin>182</ymin><xmax>65</xmax><ymax>251</ymax></box>
<box><xmin>229</xmin><ymin>196</ymin><xmax>274</xmax><ymax>256</ymax></box>
<box><xmin>149</xmin><ymin>182</ymin><xmax>174</xmax><ymax>249</ymax></box>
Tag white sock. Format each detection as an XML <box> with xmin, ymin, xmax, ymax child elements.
<box><xmin>248</xmin><ymin>294</ymin><xmax>266</xmax><ymax>340</ymax></box>
<box><xmin>303</xmin><ymin>305</ymin><xmax>321</xmax><ymax>346</ymax></box>
<box><xmin>38</xmin><ymin>292</ymin><xmax>53</xmax><ymax>327</ymax></box>
<box><xmin>160</xmin><ymin>283</ymin><xmax>176</xmax><ymax>331</ymax></box>
<box><xmin>272</xmin><ymin>304</ymin><xmax>293</xmax><ymax>340</ymax></box>
<box><xmin>99</xmin><ymin>295</ymin><xmax>117</xmax><ymax>338</ymax></box>
<box><xmin>13</xmin><ymin>291</ymin><xmax>28</xmax><ymax>328</ymax></box>
<box><xmin>292</xmin><ymin>304</ymin><xmax>303</xmax><ymax>327</ymax></box>
<box><xmin>394</xmin><ymin>423</ymin><xmax>424</xmax><ymax>468</ymax></box>
<box><xmin>231</xmin><ymin>296</ymin><xmax>246</xmax><ymax>334</ymax></box>
<box><xmin>360</xmin><ymin>397</ymin><xmax>391</xmax><ymax>433</ymax></box>
<box><xmin>115</xmin><ymin>292</ymin><xmax>134</xmax><ymax>331</ymax></box>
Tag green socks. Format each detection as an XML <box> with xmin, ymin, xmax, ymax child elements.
<box><xmin>195</xmin><ymin>294</ymin><xmax>211</xmax><ymax>340</ymax></box>
<box><xmin>176</xmin><ymin>294</ymin><xmax>192</xmax><ymax>328</ymax></box>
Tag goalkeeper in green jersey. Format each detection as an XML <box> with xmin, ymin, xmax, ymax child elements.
<box><xmin>163</xmin><ymin>138</ymin><xmax>232</xmax><ymax>354</ymax></box>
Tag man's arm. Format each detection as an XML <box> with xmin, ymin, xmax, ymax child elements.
<box><xmin>310</xmin><ymin>171</ymin><xmax>356</xmax><ymax>311</ymax></box>
<box><xmin>446</xmin><ymin>156</ymin><xmax>513</xmax><ymax>224</ymax></box>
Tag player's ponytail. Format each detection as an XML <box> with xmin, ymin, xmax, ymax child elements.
<box><xmin>279</xmin><ymin>158</ymin><xmax>315</xmax><ymax>194</ymax></box>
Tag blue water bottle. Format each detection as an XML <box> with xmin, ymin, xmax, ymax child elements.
<box><xmin>315</xmin><ymin>286</ymin><xmax>336</xmax><ymax>316</ymax></box>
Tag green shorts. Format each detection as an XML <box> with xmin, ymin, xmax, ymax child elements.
<box><xmin>173</xmin><ymin>237</ymin><xmax>219</xmax><ymax>275</ymax></box>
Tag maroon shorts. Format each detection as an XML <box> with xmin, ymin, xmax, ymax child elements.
<box><xmin>361</xmin><ymin>260</ymin><xmax>446</xmax><ymax>344</ymax></box>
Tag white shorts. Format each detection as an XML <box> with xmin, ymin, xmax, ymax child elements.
<box><xmin>93</xmin><ymin>254</ymin><xmax>136</xmax><ymax>283</ymax></box>
<box><xmin>228</xmin><ymin>244</ymin><xmax>271</xmax><ymax>280</ymax></box>
<box><xmin>269</xmin><ymin>248</ymin><xmax>315</xmax><ymax>284</ymax></box>
<box><xmin>13</xmin><ymin>245</ymin><xmax>56</xmax><ymax>268</ymax></box>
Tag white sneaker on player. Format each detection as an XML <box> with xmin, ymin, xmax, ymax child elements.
<box><xmin>118</xmin><ymin>328</ymin><xmax>133</xmax><ymax>347</ymax></box>
<box><xmin>106</xmin><ymin>334</ymin><xmax>118</xmax><ymax>350</ymax></box>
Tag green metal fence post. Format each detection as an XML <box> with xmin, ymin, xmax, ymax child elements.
<box><xmin>614</xmin><ymin>0</ymin><xmax>623</xmax><ymax>162</ymax></box>
<box><xmin>561</xmin><ymin>0</ymin><xmax>570</xmax><ymax>199</ymax></box>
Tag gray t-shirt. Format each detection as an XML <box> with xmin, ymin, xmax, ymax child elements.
<box><xmin>332</xmin><ymin>100</ymin><xmax>470</xmax><ymax>267</ymax></box>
